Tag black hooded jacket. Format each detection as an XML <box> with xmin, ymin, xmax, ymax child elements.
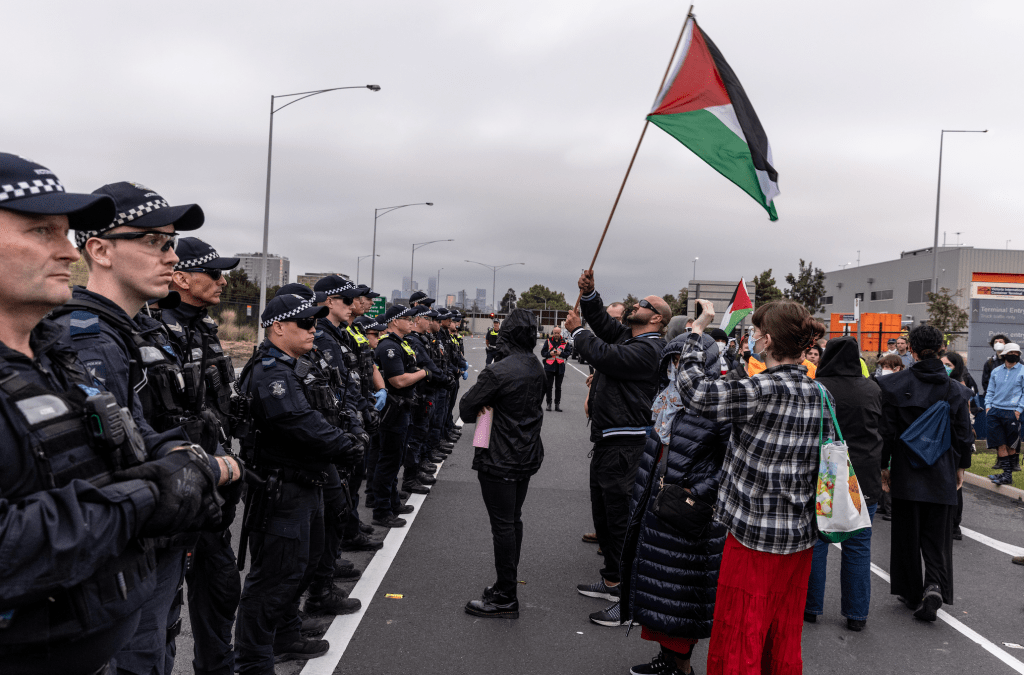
<box><xmin>459</xmin><ymin>309</ymin><xmax>546</xmax><ymax>478</ymax></box>
<box><xmin>815</xmin><ymin>337</ymin><xmax>883</xmax><ymax>505</ymax></box>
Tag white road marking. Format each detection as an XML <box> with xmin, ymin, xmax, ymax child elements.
<box><xmin>300</xmin><ymin>459</ymin><xmax>446</xmax><ymax>674</ymax></box>
<box><xmin>960</xmin><ymin>526</ymin><xmax>1024</xmax><ymax>557</ymax></box>
<box><xmin>567</xmin><ymin>361</ymin><xmax>589</xmax><ymax>377</ymax></box>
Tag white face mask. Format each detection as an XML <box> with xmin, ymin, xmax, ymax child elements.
<box><xmin>879</xmin><ymin>369</ymin><xmax>895</xmax><ymax>377</ymax></box>
<box><xmin>995</xmin><ymin>343</ymin><xmax>1006</xmax><ymax>353</ymax></box>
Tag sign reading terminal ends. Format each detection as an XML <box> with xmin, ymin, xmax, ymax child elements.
<box><xmin>370</xmin><ymin>297</ymin><xmax>386</xmax><ymax>317</ymax></box>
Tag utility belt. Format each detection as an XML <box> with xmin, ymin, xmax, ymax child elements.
<box><xmin>259</xmin><ymin>462</ymin><xmax>330</xmax><ymax>487</ymax></box>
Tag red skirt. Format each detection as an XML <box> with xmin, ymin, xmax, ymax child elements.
<box><xmin>706</xmin><ymin>534</ymin><xmax>813</xmax><ymax>675</ymax></box>
<box><xmin>640</xmin><ymin>626</ymin><xmax>698</xmax><ymax>655</ymax></box>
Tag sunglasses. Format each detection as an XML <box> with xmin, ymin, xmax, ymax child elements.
<box><xmin>97</xmin><ymin>231</ymin><xmax>178</xmax><ymax>252</ymax></box>
<box><xmin>637</xmin><ymin>299</ymin><xmax>656</xmax><ymax>311</ymax></box>
<box><xmin>184</xmin><ymin>268</ymin><xmax>223</xmax><ymax>281</ymax></box>
<box><xmin>284</xmin><ymin>317</ymin><xmax>318</xmax><ymax>330</ymax></box>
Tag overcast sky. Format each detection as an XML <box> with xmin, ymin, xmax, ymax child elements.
<box><xmin>5</xmin><ymin>0</ymin><xmax>1020</xmax><ymax>307</ymax></box>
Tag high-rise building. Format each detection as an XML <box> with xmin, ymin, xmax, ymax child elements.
<box><xmin>427</xmin><ymin>276</ymin><xmax>437</xmax><ymax>300</ymax></box>
<box><xmin>402</xmin><ymin>277</ymin><xmax>420</xmax><ymax>294</ymax></box>
<box><xmin>475</xmin><ymin>288</ymin><xmax>487</xmax><ymax>311</ymax></box>
<box><xmin>235</xmin><ymin>252</ymin><xmax>290</xmax><ymax>288</ymax></box>
<box><xmin>445</xmin><ymin>294</ymin><xmax>456</xmax><ymax>308</ymax></box>
<box><xmin>391</xmin><ymin>289</ymin><xmax>402</xmax><ymax>303</ymax></box>
<box><xmin>296</xmin><ymin>271</ymin><xmax>349</xmax><ymax>288</ymax></box>
<box><xmin>456</xmin><ymin>290</ymin><xmax>467</xmax><ymax>308</ymax></box>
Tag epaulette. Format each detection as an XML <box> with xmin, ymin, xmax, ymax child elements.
<box><xmin>164</xmin><ymin>321</ymin><xmax>185</xmax><ymax>335</ymax></box>
<box><xmin>261</xmin><ymin>356</ymin><xmax>277</xmax><ymax>369</ymax></box>
<box><xmin>202</xmin><ymin>315</ymin><xmax>218</xmax><ymax>326</ymax></box>
<box><xmin>69</xmin><ymin>310</ymin><xmax>101</xmax><ymax>338</ymax></box>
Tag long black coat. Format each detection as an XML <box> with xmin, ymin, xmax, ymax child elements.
<box><xmin>459</xmin><ymin>309</ymin><xmax>546</xmax><ymax>479</ymax></box>
<box><xmin>620</xmin><ymin>335</ymin><xmax>729</xmax><ymax>639</ymax></box>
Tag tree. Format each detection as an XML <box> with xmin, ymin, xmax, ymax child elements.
<box><xmin>500</xmin><ymin>288</ymin><xmax>517</xmax><ymax>313</ymax></box>
<box><xmin>221</xmin><ymin>269</ymin><xmax>260</xmax><ymax>303</ymax></box>
<box><xmin>622</xmin><ymin>293</ymin><xmax>639</xmax><ymax>316</ymax></box>
<box><xmin>517</xmin><ymin>284</ymin><xmax>571</xmax><ymax>311</ymax></box>
<box><xmin>662</xmin><ymin>288</ymin><xmax>688</xmax><ymax>316</ymax></box>
<box><xmin>753</xmin><ymin>269</ymin><xmax>783</xmax><ymax>306</ymax></box>
<box><xmin>784</xmin><ymin>260</ymin><xmax>826</xmax><ymax>314</ymax></box>
<box><xmin>927</xmin><ymin>287</ymin><xmax>969</xmax><ymax>345</ymax></box>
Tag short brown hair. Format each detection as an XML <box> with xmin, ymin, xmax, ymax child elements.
<box><xmin>877</xmin><ymin>354</ymin><xmax>904</xmax><ymax>370</ymax></box>
<box><xmin>751</xmin><ymin>300</ymin><xmax>825</xmax><ymax>360</ymax></box>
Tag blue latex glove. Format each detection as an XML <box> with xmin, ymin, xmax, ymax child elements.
<box><xmin>373</xmin><ymin>389</ymin><xmax>387</xmax><ymax>411</ymax></box>
<box><xmin>462</xmin><ymin>369</ymin><xmax>469</xmax><ymax>381</ymax></box>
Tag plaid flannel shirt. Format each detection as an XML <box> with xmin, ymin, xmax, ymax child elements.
<box><xmin>675</xmin><ymin>331</ymin><xmax>836</xmax><ymax>555</ymax></box>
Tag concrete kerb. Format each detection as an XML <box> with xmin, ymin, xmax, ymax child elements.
<box><xmin>963</xmin><ymin>470</ymin><xmax>1024</xmax><ymax>502</ymax></box>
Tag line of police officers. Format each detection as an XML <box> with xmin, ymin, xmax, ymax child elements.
<box><xmin>0</xmin><ymin>152</ymin><xmax>470</xmax><ymax>675</ymax></box>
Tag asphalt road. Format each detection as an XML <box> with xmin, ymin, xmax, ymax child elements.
<box><xmin>170</xmin><ymin>336</ymin><xmax>1024</xmax><ymax>675</ymax></box>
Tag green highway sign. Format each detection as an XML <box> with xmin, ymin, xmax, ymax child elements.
<box><xmin>370</xmin><ymin>297</ymin><xmax>386</xmax><ymax>317</ymax></box>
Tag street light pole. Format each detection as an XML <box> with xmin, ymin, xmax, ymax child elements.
<box><xmin>465</xmin><ymin>260</ymin><xmax>525</xmax><ymax>314</ymax></box>
<box><xmin>437</xmin><ymin>268</ymin><xmax>443</xmax><ymax>305</ymax></box>
<box><xmin>410</xmin><ymin>239</ymin><xmax>454</xmax><ymax>296</ymax></box>
<box><xmin>356</xmin><ymin>254</ymin><xmax>378</xmax><ymax>285</ymax></box>
<box><xmin>932</xmin><ymin>128</ymin><xmax>987</xmax><ymax>297</ymax></box>
<box><xmin>257</xmin><ymin>83</ymin><xmax>380</xmax><ymax>344</ymax></box>
<box><xmin>691</xmin><ymin>257</ymin><xmax>698</xmax><ymax>281</ymax></box>
<box><xmin>371</xmin><ymin>202</ymin><xmax>433</xmax><ymax>290</ymax></box>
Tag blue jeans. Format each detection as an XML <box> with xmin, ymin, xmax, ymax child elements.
<box><xmin>805</xmin><ymin>503</ymin><xmax>877</xmax><ymax>621</ymax></box>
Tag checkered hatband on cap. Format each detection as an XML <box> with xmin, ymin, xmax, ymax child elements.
<box><xmin>261</xmin><ymin>299</ymin><xmax>315</xmax><ymax>328</ymax></box>
<box><xmin>320</xmin><ymin>282</ymin><xmax>354</xmax><ymax>297</ymax></box>
<box><xmin>74</xmin><ymin>198</ymin><xmax>170</xmax><ymax>248</ymax></box>
<box><xmin>0</xmin><ymin>178</ymin><xmax>65</xmax><ymax>203</ymax></box>
<box><xmin>174</xmin><ymin>249</ymin><xmax>221</xmax><ymax>271</ymax></box>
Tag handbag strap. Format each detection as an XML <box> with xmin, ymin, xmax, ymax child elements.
<box><xmin>658</xmin><ymin>442</ymin><xmax>670</xmax><ymax>487</ymax></box>
<box><xmin>815</xmin><ymin>382</ymin><xmax>844</xmax><ymax>443</ymax></box>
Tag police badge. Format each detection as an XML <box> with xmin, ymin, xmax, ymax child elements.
<box><xmin>387</xmin><ymin>349</ymin><xmax>395</xmax><ymax>358</ymax></box>
<box><xmin>270</xmin><ymin>380</ymin><xmax>287</xmax><ymax>398</ymax></box>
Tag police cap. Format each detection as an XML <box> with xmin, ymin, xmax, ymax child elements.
<box><xmin>174</xmin><ymin>237</ymin><xmax>240</xmax><ymax>271</ymax></box>
<box><xmin>354</xmin><ymin>315</ymin><xmax>387</xmax><ymax>332</ymax></box>
<box><xmin>381</xmin><ymin>304</ymin><xmax>416</xmax><ymax>324</ymax></box>
<box><xmin>354</xmin><ymin>284</ymin><xmax>381</xmax><ymax>299</ymax></box>
<box><xmin>276</xmin><ymin>283</ymin><xmax>325</xmax><ymax>304</ymax></box>
<box><xmin>261</xmin><ymin>293</ymin><xmax>329</xmax><ymax>328</ymax></box>
<box><xmin>314</xmin><ymin>275</ymin><xmax>361</xmax><ymax>299</ymax></box>
<box><xmin>0</xmin><ymin>152</ymin><xmax>115</xmax><ymax>231</ymax></box>
<box><xmin>76</xmin><ymin>181</ymin><xmax>204</xmax><ymax>249</ymax></box>
<box><xmin>409</xmin><ymin>290</ymin><xmax>435</xmax><ymax>306</ymax></box>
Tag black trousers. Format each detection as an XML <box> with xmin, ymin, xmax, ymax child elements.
<box><xmin>544</xmin><ymin>370</ymin><xmax>563</xmax><ymax>406</ymax></box>
<box><xmin>372</xmin><ymin>407</ymin><xmax>411</xmax><ymax>520</ymax></box>
<box><xmin>186</xmin><ymin>530</ymin><xmax>241</xmax><ymax>675</ymax></box>
<box><xmin>313</xmin><ymin>465</ymin><xmax>349</xmax><ymax>591</ymax></box>
<box><xmin>589</xmin><ymin>442</ymin><xmax>645</xmax><ymax>583</ymax></box>
<box><xmin>364</xmin><ymin>432</ymin><xmax>381</xmax><ymax>504</ymax></box>
<box><xmin>890</xmin><ymin>497</ymin><xmax>955</xmax><ymax>604</ymax></box>
<box><xmin>478</xmin><ymin>471</ymin><xmax>531</xmax><ymax>596</ymax></box>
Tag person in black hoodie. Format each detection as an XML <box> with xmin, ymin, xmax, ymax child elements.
<box><xmin>459</xmin><ymin>309</ymin><xmax>546</xmax><ymax>619</ymax></box>
<box><xmin>805</xmin><ymin>337</ymin><xmax>883</xmax><ymax>632</ymax></box>
<box><xmin>878</xmin><ymin>325</ymin><xmax>973</xmax><ymax>622</ymax></box>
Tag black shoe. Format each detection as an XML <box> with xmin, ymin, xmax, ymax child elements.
<box><xmin>1014</xmin><ymin>456</ymin><xmax>1022</xmax><ymax>472</ymax></box>
<box><xmin>335</xmin><ymin>557</ymin><xmax>354</xmax><ymax>571</ymax></box>
<box><xmin>439</xmin><ymin>441</ymin><xmax>455</xmax><ymax>450</ymax></box>
<box><xmin>630</xmin><ymin>651</ymin><xmax>672</xmax><ymax>675</ymax></box>
<box><xmin>555</xmin><ymin>404</ymin><xmax>562</xmax><ymax>412</ymax></box>
<box><xmin>298</xmin><ymin>611</ymin><xmax>335</xmax><ymax>636</ymax></box>
<box><xmin>417</xmin><ymin>473</ymin><xmax>437</xmax><ymax>486</ymax></box>
<box><xmin>364</xmin><ymin>494</ymin><xmax>373</xmax><ymax>508</ymax></box>
<box><xmin>429</xmin><ymin>454</ymin><xmax>447</xmax><ymax>463</ymax></box>
<box><xmin>303</xmin><ymin>587</ymin><xmax>361</xmax><ymax>616</ymax></box>
<box><xmin>953</xmin><ymin>526</ymin><xmax>963</xmax><ymax>541</ymax></box>
<box><xmin>421</xmin><ymin>462</ymin><xmax>438</xmax><ymax>472</ymax></box>
<box><xmin>372</xmin><ymin>515</ymin><xmax>407</xmax><ymax>528</ymax></box>
<box><xmin>342</xmin><ymin>533</ymin><xmax>383</xmax><ymax>552</ymax></box>
<box><xmin>399</xmin><ymin>490</ymin><xmax>410</xmax><ymax>500</ymax></box>
<box><xmin>589</xmin><ymin>602</ymin><xmax>626</xmax><ymax>626</ymax></box>
<box><xmin>546</xmin><ymin>403</ymin><xmax>552</xmax><ymax>411</ymax></box>
<box><xmin>396</xmin><ymin>504</ymin><xmax>415</xmax><ymax>515</ymax></box>
<box><xmin>882</xmin><ymin>512</ymin><xmax>892</xmax><ymax>521</ymax></box>
<box><xmin>465</xmin><ymin>594</ymin><xmax>519</xmax><ymax>619</ymax></box>
<box><xmin>847</xmin><ymin>618</ymin><xmax>866</xmax><ymax>632</ymax></box>
<box><xmin>274</xmin><ymin>638</ymin><xmax>329</xmax><ymax>662</ymax></box>
<box><xmin>914</xmin><ymin>585</ymin><xmax>942</xmax><ymax>621</ymax></box>
<box><xmin>803</xmin><ymin>612</ymin><xmax>817</xmax><ymax>623</ymax></box>
<box><xmin>333</xmin><ymin>564</ymin><xmax>363</xmax><ymax>581</ymax></box>
<box><xmin>359</xmin><ymin>522</ymin><xmax>374</xmax><ymax>535</ymax></box>
<box><xmin>576</xmin><ymin>579</ymin><xmax>620</xmax><ymax>602</ymax></box>
<box><xmin>406</xmin><ymin>483</ymin><xmax>431</xmax><ymax>495</ymax></box>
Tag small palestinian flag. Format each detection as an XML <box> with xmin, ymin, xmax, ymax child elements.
<box><xmin>720</xmin><ymin>278</ymin><xmax>753</xmax><ymax>335</ymax></box>
<box><xmin>648</xmin><ymin>18</ymin><xmax>779</xmax><ymax>220</ymax></box>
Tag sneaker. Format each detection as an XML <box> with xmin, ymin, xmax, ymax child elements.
<box><xmin>1012</xmin><ymin>556</ymin><xmax>1024</xmax><ymax>566</ymax></box>
<box><xmin>914</xmin><ymin>584</ymin><xmax>942</xmax><ymax>621</ymax></box>
<box><xmin>372</xmin><ymin>515</ymin><xmax>407</xmax><ymax>528</ymax></box>
<box><xmin>274</xmin><ymin>637</ymin><xmax>329</xmax><ymax>663</ymax></box>
<box><xmin>396</xmin><ymin>504</ymin><xmax>415</xmax><ymax>515</ymax></box>
<box><xmin>576</xmin><ymin>579</ymin><xmax>620</xmax><ymax>602</ymax></box>
<box><xmin>630</xmin><ymin>651</ymin><xmax>671</xmax><ymax>675</ymax></box>
<box><xmin>303</xmin><ymin>587</ymin><xmax>362</xmax><ymax>616</ymax></box>
<box><xmin>990</xmin><ymin>473</ymin><xmax>1013</xmax><ymax>486</ymax></box>
<box><xmin>589</xmin><ymin>602</ymin><xmax>625</xmax><ymax>626</ymax></box>
<box><xmin>342</xmin><ymin>533</ymin><xmax>383</xmax><ymax>552</ymax></box>
<box><xmin>582</xmin><ymin>532</ymin><xmax>598</xmax><ymax>543</ymax></box>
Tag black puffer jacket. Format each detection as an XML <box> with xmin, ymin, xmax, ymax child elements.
<box><xmin>459</xmin><ymin>309</ymin><xmax>546</xmax><ymax>478</ymax></box>
<box><xmin>815</xmin><ymin>337</ymin><xmax>884</xmax><ymax>506</ymax></box>
<box><xmin>572</xmin><ymin>290</ymin><xmax>665</xmax><ymax>444</ymax></box>
<box><xmin>620</xmin><ymin>333</ymin><xmax>729</xmax><ymax>639</ymax></box>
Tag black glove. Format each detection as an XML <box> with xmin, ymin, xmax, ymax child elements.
<box><xmin>341</xmin><ymin>432</ymin><xmax>364</xmax><ymax>465</ymax></box>
<box><xmin>114</xmin><ymin>447</ymin><xmax>223</xmax><ymax>538</ymax></box>
<box><xmin>214</xmin><ymin>477</ymin><xmax>245</xmax><ymax>530</ymax></box>
<box><xmin>363</xmin><ymin>409</ymin><xmax>380</xmax><ymax>434</ymax></box>
<box><xmin>421</xmin><ymin>368</ymin><xmax>433</xmax><ymax>383</ymax></box>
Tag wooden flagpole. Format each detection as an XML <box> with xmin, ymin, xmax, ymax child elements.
<box><xmin>574</xmin><ymin>5</ymin><xmax>694</xmax><ymax>311</ymax></box>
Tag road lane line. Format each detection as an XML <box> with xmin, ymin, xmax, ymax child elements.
<box><xmin>568</xmin><ymin>361</ymin><xmax>589</xmax><ymax>377</ymax></box>
<box><xmin>300</xmin><ymin>459</ymin><xmax>445</xmax><ymax>675</ymax></box>
<box><xmin>865</xmin><ymin>561</ymin><xmax>1024</xmax><ymax>673</ymax></box>
<box><xmin>960</xmin><ymin>527</ymin><xmax>1024</xmax><ymax>557</ymax></box>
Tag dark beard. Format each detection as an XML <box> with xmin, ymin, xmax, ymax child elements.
<box><xmin>625</xmin><ymin>310</ymin><xmax>646</xmax><ymax>326</ymax></box>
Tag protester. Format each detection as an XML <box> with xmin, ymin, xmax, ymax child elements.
<box><xmin>805</xmin><ymin>337</ymin><xmax>883</xmax><ymax>632</ymax></box>
<box><xmin>876</xmin><ymin>353</ymin><xmax>905</xmax><ymax>378</ymax></box>
<box><xmin>617</xmin><ymin>333</ymin><xmax>729</xmax><ymax>675</ymax></box>
<box><xmin>665</xmin><ymin>315</ymin><xmax>689</xmax><ymax>341</ymax></box>
<box><xmin>941</xmin><ymin>350</ymin><xmax>975</xmax><ymax>540</ymax></box>
<box><xmin>459</xmin><ymin>309</ymin><xmax>546</xmax><ymax>619</ymax></box>
<box><xmin>895</xmin><ymin>336</ymin><xmax>914</xmax><ymax>369</ymax></box>
<box><xmin>879</xmin><ymin>325</ymin><xmax>973</xmax><ymax>622</ymax></box>
<box><xmin>541</xmin><ymin>326</ymin><xmax>571</xmax><ymax>411</ymax></box>
<box><xmin>565</xmin><ymin>271</ymin><xmax>668</xmax><ymax>614</ymax></box>
<box><xmin>985</xmin><ymin>342</ymin><xmax>1024</xmax><ymax>485</ymax></box>
<box><xmin>982</xmin><ymin>334</ymin><xmax>1009</xmax><ymax>393</ymax></box>
<box><xmin>805</xmin><ymin>344</ymin><xmax>822</xmax><ymax>366</ymax></box>
<box><xmin>674</xmin><ymin>298</ymin><xmax>830</xmax><ymax>675</ymax></box>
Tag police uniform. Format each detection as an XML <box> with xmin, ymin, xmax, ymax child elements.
<box><xmin>371</xmin><ymin>305</ymin><xmax>424</xmax><ymax>525</ymax></box>
<box><xmin>485</xmin><ymin>322</ymin><xmax>500</xmax><ymax>365</ymax></box>
<box><xmin>162</xmin><ymin>238</ymin><xmax>243</xmax><ymax>675</ymax></box>
<box><xmin>0</xmin><ymin>155</ymin><xmax>217</xmax><ymax>675</ymax></box>
<box><xmin>353</xmin><ymin>314</ymin><xmax>388</xmax><ymax>508</ymax></box>
<box><xmin>423</xmin><ymin>309</ymin><xmax>455</xmax><ymax>462</ymax></box>
<box><xmin>53</xmin><ymin>181</ymin><xmax>211</xmax><ymax>675</ymax></box>
<box><xmin>402</xmin><ymin>305</ymin><xmax>447</xmax><ymax>493</ymax></box>
<box><xmin>235</xmin><ymin>295</ymin><xmax>358</xmax><ymax>674</ymax></box>
<box><xmin>440</xmin><ymin>310</ymin><xmax>469</xmax><ymax>440</ymax></box>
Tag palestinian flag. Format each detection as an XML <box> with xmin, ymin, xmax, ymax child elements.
<box><xmin>648</xmin><ymin>18</ymin><xmax>779</xmax><ymax>220</ymax></box>
<box><xmin>720</xmin><ymin>278</ymin><xmax>753</xmax><ymax>335</ymax></box>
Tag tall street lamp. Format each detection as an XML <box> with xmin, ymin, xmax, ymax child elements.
<box><xmin>410</xmin><ymin>239</ymin><xmax>454</xmax><ymax>295</ymax></box>
<box><xmin>691</xmin><ymin>256</ymin><xmax>699</xmax><ymax>281</ymax></box>
<box><xmin>372</xmin><ymin>203</ymin><xmax>433</xmax><ymax>289</ymax></box>
<box><xmin>257</xmin><ymin>83</ymin><xmax>380</xmax><ymax>343</ymax></box>
<box><xmin>436</xmin><ymin>268</ymin><xmax>444</xmax><ymax>305</ymax></box>
<box><xmin>932</xmin><ymin>128</ymin><xmax>987</xmax><ymax>296</ymax></box>
<box><xmin>356</xmin><ymin>254</ymin><xmax>378</xmax><ymax>285</ymax></box>
<box><xmin>465</xmin><ymin>260</ymin><xmax>525</xmax><ymax>314</ymax></box>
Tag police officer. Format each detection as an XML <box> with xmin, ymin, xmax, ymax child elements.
<box><xmin>349</xmin><ymin>285</ymin><xmax>390</xmax><ymax>508</ymax></box>
<box><xmin>51</xmin><ymin>181</ymin><xmax>241</xmax><ymax>675</ymax></box>
<box><xmin>403</xmin><ymin>304</ymin><xmax>450</xmax><ymax>494</ymax></box>
<box><xmin>371</xmin><ymin>305</ymin><xmax>430</xmax><ymax>527</ymax></box>
<box><xmin>235</xmin><ymin>294</ymin><xmax>361</xmax><ymax>673</ymax></box>
<box><xmin>485</xmin><ymin>318</ymin><xmax>500</xmax><ymax>365</ymax></box>
<box><xmin>0</xmin><ymin>153</ymin><xmax>223</xmax><ymax>674</ymax></box>
<box><xmin>163</xmin><ymin>237</ymin><xmax>244</xmax><ymax>675</ymax></box>
<box><xmin>438</xmin><ymin>309</ymin><xmax>468</xmax><ymax>442</ymax></box>
<box><xmin>354</xmin><ymin>313</ymin><xmax>388</xmax><ymax>507</ymax></box>
<box><xmin>423</xmin><ymin>308</ymin><xmax>456</xmax><ymax>463</ymax></box>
